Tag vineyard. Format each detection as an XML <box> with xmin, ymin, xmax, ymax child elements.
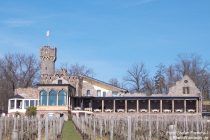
<box><xmin>0</xmin><ymin>116</ymin><xmax>64</xmax><ymax>140</ymax></box>
<box><xmin>72</xmin><ymin>114</ymin><xmax>210</xmax><ymax>140</ymax></box>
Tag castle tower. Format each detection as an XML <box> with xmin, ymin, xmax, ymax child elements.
<box><xmin>40</xmin><ymin>46</ymin><xmax>56</xmax><ymax>77</ymax></box>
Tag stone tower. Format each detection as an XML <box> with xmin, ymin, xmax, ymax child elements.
<box><xmin>40</xmin><ymin>46</ymin><xmax>56</xmax><ymax>78</ymax></box>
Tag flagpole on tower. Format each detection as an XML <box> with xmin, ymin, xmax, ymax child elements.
<box><xmin>46</xmin><ymin>30</ymin><xmax>50</xmax><ymax>46</ymax></box>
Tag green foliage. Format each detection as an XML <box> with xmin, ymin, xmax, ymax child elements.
<box><xmin>25</xmin><ymin>106</ymin><xmax>36</xmax><ymax>117</ymax></box>
<box><xmin>61</xmin><ymin>121</ymin><xmax>82</xmax><ymax>140</ymax></box>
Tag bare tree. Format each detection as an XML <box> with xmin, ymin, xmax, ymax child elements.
<box><xmin>143</xmin><ymin>78</ymin><xmax>155</xmax><ymax>96</ymax></box>
<box><xmin>154</xmin><ymin>64</ymin><xmax>167</xmax><ymax>94</ymax></box>
<box><xmin>109</xmin><ymin>78</ymin><xmax>120</xmax><ymax>87</ymax></box>
<box><xmin>0</xmin><ymin>53</ymin><xmax>39</xmax><ymax>112</ymax></box>
<box><xmin>67</xmin><ymin>63</ymin><xmax>94</xmax><ymax>77</ymax></box>
<box><xmin>124</xmin><ymin>63</ymin><xmax>148</xmax><ymax>93</ymax></box>
<box><xmin>167</xmin><ymin>54</ymin><xmax>210</xmax><ymax>99</ymax></box>
<box><xmin>166</xmin><ymin>65</ymin><xmax>178</xmax><ymax>88</ymax></box>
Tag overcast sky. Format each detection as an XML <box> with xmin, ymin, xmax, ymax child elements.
<box><xmin>0</xmin><ymin>0</ymin><xmax>209</xmax><ymax>82</ymax></box>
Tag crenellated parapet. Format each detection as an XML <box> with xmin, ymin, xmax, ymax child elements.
<box><xmin>40</xmin><ymin>46</ymin><xmax>56</xmax><ymax>62</ymax></box>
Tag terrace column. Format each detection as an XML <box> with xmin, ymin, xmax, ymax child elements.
<box><xmin>47</xmin><ymin>94</ymin><xmax>49</xmax><ymax>106</ymax></box>
<box><xmin>125</xmin><ymin>100</ymin><xmax>127</xmax><ymax>113</ymax></box>
<box><xmin>81</xmin><ymin>99</ymin><xmax>84</xmax><ymax>109</ymax></box>
<box><xmin>22</xmin><ymin>99</ymin><xmax>25</xmax><ymax>109</ymax></box>
<box><xmin>67</xmin><ymin>96</ymin><xmax>69</xmax><ymax>106</ymax></box>
<box><xmin>137</xmin><ymin>100</ymin><xmax>139</xmax><ymax>113</ymax></box>
<box><xmin>148</xmin><ymin>100</ymin><xmax>151</xmax><ymax>113</ymax></box>
<box><xmin>91</xmin><ymin>100</ymin><xmax>93</xmax><ymax>111</ymax></box>
<box><xmin>71</xmin><ymin>99</ymin><xmax>74</xmax><ymax>110</ymax></box>
<box><xmin>113</xmin><ymin>100</ymin><xmax>115</xmax><ymax>113</ymax></box>
<box><xmin>172</xmin><ymin>100</ymin><xmax>174</xmax><ymax>113</ymax></box>
<box><xmin>196</xmin><ymin>99</ymin><xmax>198</xmax><ymax>113</ymax></box>
<box><xmin>184</xmin><ymin>100</ymin><xmax>186</xmax><ymax>113</ymax></box>
<box><xmin>160</xmin><ymin>100</ymin><xmax>162</xmax><ymax>113</ymax></box>
<box><xmin>102</xmin><ymin>100</ymin><xmax>104</xmax><ymax>112</ymax></box>
<box><xmin>8</xmin><ymin>100</ymin><xmax>11</xmax><ymax>110</ymax></box>
<box><xmin>57</xmin><ymin>94</ymin><xmax>58</xmax><ymax>106</ymax></box>
<box><xmin>14</xmin><ymin>99</ymin><xmax>17</xmax><ymax>109</ymax></box>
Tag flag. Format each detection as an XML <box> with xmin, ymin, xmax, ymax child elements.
<box><xmin>46</xmin><ymin>30</ymin><xmax>50</xmax><ymax>37</ymax></box>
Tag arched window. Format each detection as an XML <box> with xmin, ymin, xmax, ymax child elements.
<box><xmin>58</xmin><ymin>90</ymin><xmax>67</xmax><ymax>106</ymax></box>
<box><xmin>48</xmin><ymin>90</ymin><xmax>57</xmax><ymax>106</ymax></box>
<box><xmin>40</xmin><ymin>90</ymin><xmax>47</xmax><ymax>106</ymax></box>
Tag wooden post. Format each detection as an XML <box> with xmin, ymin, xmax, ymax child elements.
<box><xmin>20</xmin><ymin>117</ymin><xmax>23</xmax><ymax>140</ymax></box>
<box><xmin>93</xmin><ymin>118</ymin><xmax>96</xmax><ymax>140</ymax></box>
<box><xmin>81</xmin><ymin>117</ymin><xmax>84</xmax><ymax>134</ymax></box>
<box><xmin>4</xmin><ymin>117</ymin><xmax>7</xmax><ymax>137</ymax></box>
<box><xmin>12</xmin><ymin>117</ymin><xmax>18</xmax><ymax>140</ymax></box>
<box><xmin>27</xmin><ymin>117</ymin><xmax>29</xmax><ymax>133</ymax></box>
<box><xmin>0</xmin><ymin>118</ymin><xmax>2</xmax><ymax>140</ymax></box>
<box><xmin>149</xmin><ymin>115</ymin><xmax>151</xmax><ymax>139</ymax></box>
<box><xmin>127</xmin><ymin>116</ymin><xmax>131</xmax><ymax>140</ymax></box>
<box><xmin>38</xmin><ymin>119</ymin><xmax>41</xmax><ymax>140</ymax></box>
<box><xmin>100</xmin><ymin>119</ymin><xmax>103</xmax><ymax>139</ymax></box>
<box><xmin>59</xmin><ymin>117</ymin><xmax>64</xmax><ymax>134</ymax></box>
<box><xmin>45</xmin><ymin>117</ymin><xmax>48</xmax><ymax>140</ymax></box>
<box><xmin>110</xmin><ymin>119</ymin><xmax>114</xmax><ymax>140</ymax></box>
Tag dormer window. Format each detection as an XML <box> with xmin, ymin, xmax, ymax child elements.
<box><xmin>58</xmin><ymin>80</ymin><xmax>62</xmax><ymax>84</ymax></box>
<box><xmin>183</xmin><ymin>87</ymin><xmax>190</xmax><ymax>94</ymax></box>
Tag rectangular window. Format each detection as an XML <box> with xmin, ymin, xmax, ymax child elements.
<box><xmin>86</xmin><ymin>90</ymin><xmax>90</xmax><ymax>96</ymax></box>
<box><xmin>103</xmin><ymin>92</ymin><xmax>106</xmax><ymax>97</ymax></box>
<box><xmin>183</xmin><ymin>87</ymin><xmax>190</xmax><ymax>94</ymax></box>
<box><xmin>97</xmin><ymin>90</ymin><xmax>101</xmax><ymax>97</ymax></box>
<box><xmin>30</xmin><ymin>100</ymin><xmax>35</xmax><ymax>107</ymax></box>
<box><xmin>112</xmin><ymin>92</ymin><xmax>118</xmax><ymax>97</ymax></box>
<box><xmin>10</xmin><ymin>100</ymin><xmax>15</xmax><ymax>109</ymax></box>
<box><xmin>24</xmin><ymin>100</ymin><xmax>29</xmax><ymax>109</ymax></box>
<box><xmin>58</xmin><ymin>80</ymin><xmax>62</xmax><ymax>84</ymax></box>
<box><xmin>16</xmin><ymin>100</ymin><xmax>22</xmax><ymax>109</ymax></box>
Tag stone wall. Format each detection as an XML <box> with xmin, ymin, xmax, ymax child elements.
<box><xmin>15</xmin><ymin>88</ymin><xmax>39</xmax><ymax>99</ymax></box>
<box><xmin>40</xmin><ymin>46</ymin><xmax>56</xmax><ymax>77</ymax></box>
<box><xmin>168</xmin><ymin>75</ymin><xmax>201</xmax><ymax>97</ymax></box>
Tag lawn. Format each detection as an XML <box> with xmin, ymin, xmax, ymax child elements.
<box><xmin>61</xmin><ymin>120</ymin><xmax>82</xmax><ymax>140</ymax></box>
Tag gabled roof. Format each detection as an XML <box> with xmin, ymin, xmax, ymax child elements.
<box><xmin>168</xmin><ymin>75</ymin><xmax>201</xmax><ymax>97</ymax></box>
<box><xmin>15</xmin><ymin>88</ymin><xmax>39</xmax><ymax>99</ymax></box>
<box><xmin>10</xmin><ymin>94</ymin><xmax>24</xmax><ymax>99</ymax></box>
<box><xmin>81</xmin><ymin>75</ymin><xmax>128</xmax><ymax>92</ymax></box>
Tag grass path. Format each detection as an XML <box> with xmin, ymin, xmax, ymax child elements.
<box><xmin>61</xmin><ymin>120</ymin><xmax>82</xmax><ymax>140</ymax></box>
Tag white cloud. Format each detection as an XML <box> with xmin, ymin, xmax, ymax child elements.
<box><xmin>2</xmin><ymin>19</ymin><xmax>34</xmax><ymax>27</ymax></box>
